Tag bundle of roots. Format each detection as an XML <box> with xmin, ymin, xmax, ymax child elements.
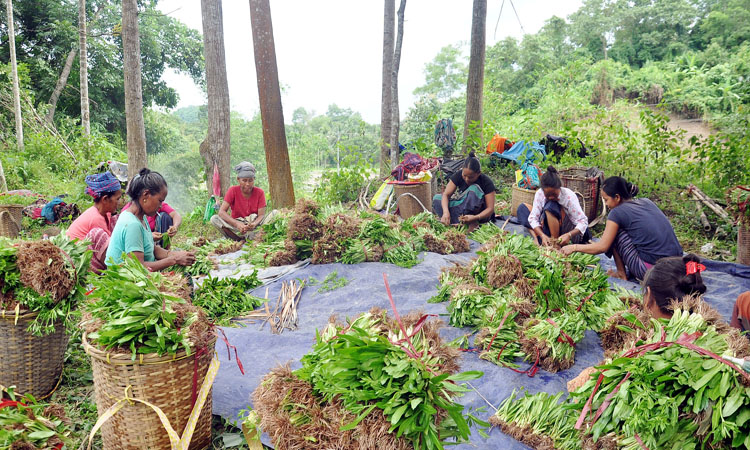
<box><xmin>288</xmin><ymin>213</ymin><xmax>323</xmax><ymax>241</ymax></box>
<box><xmin>325</xmin><ymin>213</ymin><xmax>362</xmax><ymax>240</ymax></box>
<box><xmin>441</xmin><ymin>262</ymin><xmax>473</xmax><ymax>281</ymax></box>
<box><xmin>268</xmin><ymin>249</ymin><xmax>298</xmax><ymax>267</ymax></box>
<box><xmin>156</xmin><ymin>272</ymin><xmax>193</xmax><ymax>301</ymax></box>
<box><xmin>253</xmin><ymin>366</ymin><xmax>412</xmax><ymax>450</ymax></box>
<box><xmin>16</xmin><ymin>240</ymin><xmax>74</xmax><ymax>302</ymax></box>
<box><xmin>294</xmin><ymin>198</ymin><xmax>320</xmax><ymax>216</ymax></box>
<box><xmin>443</xmin><ymin>230</ymin><xmax>470</xmax><ymax>253</ymax></box>
<box><xmin>311</xmin><ymin>235</ymin><xmax>342</xmax><ymax>265</ymax></box>
<box><xmin>487</xmin><ymin>419</ymin><xmax>557</xmax><ymax>450</ymax></box>
<box><xmin>487</xmin><ymin>254</ymin><xmax>523</xmax><ymax>289</ymax></box>
<box><xmin>422</xmin><ymin>233</ymin><xmax>453</xmax><ymax>254</ymax></box>
<box><xmin>449</xmin><ymin>283</ymin><xmax>493</xmax><ymax>301</ymax></box>
<box><xmin>211</xmin><ymin>240</ymin><xmax>245</xmax><ymax>255</ymax></box>
<box><xmin>599</xmin><ymin>306</ymin><xmax>650</xmax><ymax>358</ymax></box>
<box><xmin>512</xmin><ymin>277</ymin><xmax>537</xmax><ymax>301</ymax></box>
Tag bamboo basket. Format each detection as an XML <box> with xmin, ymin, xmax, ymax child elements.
<box><xmin>393</xmin><ymin>182</ymin><xmax>432</xmax><ymax>219</ymax></box>
<box><xmin>511</xmin><ymin>185</ymin><xmax>536</xmax><ymax>217</ymax></box>
<box><xmin>559</xmin><ymin>167</ymin><xmax>601</xmax><ymax>222</ymax></box>
<box><xmin>0</xmin><ymin>204</ymin><xmax>24</xmax><ymax>238</ymax></box>
<box><xmin>83</xmin><ymin>334</ymin><xmax>215</xmax><ymax>450</ymax></box>
<box><xmin>0</xmin><ymin>310</ymin><xmax>67</xmax><ymax>398</ymax></box>
<box><xmin>739</xmin><ymin>219</ymin><xmax>750</xmax><ymax>266</ymax></box>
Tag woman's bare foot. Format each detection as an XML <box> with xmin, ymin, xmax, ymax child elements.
<box><xmin>607</xmin><ymin>268</ymin><xmax>628</xmax><ymax>280</ymax></box>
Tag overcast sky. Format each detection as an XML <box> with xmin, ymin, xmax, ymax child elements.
<box><xmin>157</xmin><ymin>0</ymin><xmax>583</xmax><ymax>124</ymax></box>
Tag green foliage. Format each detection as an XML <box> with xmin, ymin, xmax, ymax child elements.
<box><xmin>86</xmin><ymin>255</ymin><xmax>194</xmax><ymax>359</ymax></box>
<box><xmin>193</xmin><ymin>273</ymin><xmax>265</xmax><ymax>326</ymax></box>
<box><xmin>313</xmin><ymin>157</ymin><xmax>375</xmax><ymax>205</ymax></box>
<box><xmin>0</xmin><ymin>386</ymin><xmax>74</xmax><ymax>449</ymax></box>
<box><xmin>295</xmin><ymin>311</ymin><xmax>485</xmax><ymax>449</ymax></box>
<box><xmin>308</xmin><ymin>271</ymin><xmax>349</xmax><ymax>294</ymax></box>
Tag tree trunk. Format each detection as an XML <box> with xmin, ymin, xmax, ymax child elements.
<box><xmin>45</xmin><ymin>46</ymin><xmax>77</xmax><ymax>125</ymax></box>
<box><xmin>379</xmin><ymin>0</ymin><xmax>395</xmax><ymax>178</ymax></box>
<box><xmin>121</xmin><ymin>0</ymin><xmax>147</xmax><ymax>179</ymax></box>
<box><xmin>249</xmin><ymin>0</ymin><xmax>295</xmax><ymax>208</ymax></box>
<box><xmin>79</xmin><ymin>0</ymin><xmax>90</xmax><ymax>136</ymax></box>
<box><xmin>463</xmin><ymin>0</ymin><xmax>487</xmax><ymax>154</ymax></box>
<box><xmin>0</xmin><ymin>160</ymin><xmax>6</xmax><ymax>192</ymax></box>
<box><xmin>199</xmin><ymin>0</ymin><xmax>231</xmax><ymax>196</ymax></box>
<box><xmin>389</xmin><ymin>0</ymin><xmax>406</xmax><ymax>170</ymax></box>
<box><xmin>601</xmin><ymin>35</ymin><xmax>608</xmax><ymax>60</ymax></box>
<box><xmin>6</xmin><ymin>0</ymin><xmax>23</xmax><ymax>151</ymax></box>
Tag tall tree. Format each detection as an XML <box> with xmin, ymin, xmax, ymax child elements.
<box><xmin>379</xmin><ymin>0</ymin><xmax>395</xmax><ymax>178</ymax></box>
<box><xmin>5</xmin><ymin>0</ymin><xmax>24</xmax><ymax>151</ymax></box>
<box><xmin>45</xmin><ymin>47</ymin><xmax>77</xmax><ymax>125</ymax></box>
<box><xmin>121</xmin><ymin>0</ymin><xmax>147</xmax><ymax>178</ymax></box>
<box><xmin>463</xmin><ymin>0</ymin><xmax>487</xmax><ymax>153</ymax></box>
<box><xmin>78</xmin><ymin>0</ymin><xmax>90</xmax><ymax>136</ymax></box>
<box><xmin>249</xmin><ymin>0</ymin><xmax>295</xmax><ymax>208</ymax></box>
<box><xmin>389</xmin><ymin>0</ymin><xmax>407</xmax><ymax>169</ymax></box>
<box><xmin>199</xmin><ymin>0</ymin><xmax>231</xmax><ymax>196</ymax></box>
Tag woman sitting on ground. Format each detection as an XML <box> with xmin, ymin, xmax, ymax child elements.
<box><xmin>433</xmin><ymin>152</ymin><xmax>496</xmax><ymax>231</ymax></box>
<box><xmin>516</xmin><ymin>166</ymin><xmax>590</xmax><ymax>247</ymax></box>
<box><xmin>561</xmin><ymin>176</ymin><xmax>682</xmax><ymax>281</ymax></box>
<box><xmin>568</xmin><ymin>254</ymin><xmax>707</xmax><ymax>391</ymax></box>
<box><xmin>105</xmin><ymin>168</ymin><xmax>195</xmax><ymax>270</ymax></box>
<box><xmin>210</xmin><ymin>161</ymin><xmax>278</xmax><ymax>241</ymax></box>
<box><xmin>121</xmin><ymin>199</ymin><xmax>182</xmax><ymax>248</ymax></box>
<box><xmin>66</xmin><ymin>172</ymin><xmax>122</xmax><ymax>273</ymax></box>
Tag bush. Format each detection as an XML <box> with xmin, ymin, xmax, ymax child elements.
<box><xmin>313</xmin><ymin>159</ymin><xmax>375</xmax><ymax>205</ymax></box>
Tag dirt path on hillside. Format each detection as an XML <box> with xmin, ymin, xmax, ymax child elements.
<box><xmin>666</xmin><ymin>112</ymin><xmax>715</xmax><ymax>144</ymax></box>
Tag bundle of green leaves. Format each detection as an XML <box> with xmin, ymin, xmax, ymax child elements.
<box><xmin>292</xmin><ymin>310</ymin><xmax>486</xmax><ymax>450</ymax></box>
<box><xmin>474</xmin><ymin>303</ymin><xmax>525</xmax><ymax>368</ymax></box>
<box><xmin>467</xmin><ymin>222</ymin><xmax>503</xmax><ymax>244</ymax></box>
<box><xmin>193</xmin><ymin>272</ymin><xmax>265</xmax><ymax>326</ymax></box>
<box><xmin>520</xmin><ymin>311</ymin><xmax>586</xmax><ymax>372</ymax></box>
<box><xmin>447</xmin><ymin>287</ymin><xmax>505</xmax><ymax>328</ymax></box>
<box><xmin>86</xmin><ymin>254</ymin><xmax>209</xmax><ymax>359</ymax></box>
<box><xmin>401</xmin><ymin>211</ymin><xmax>448</xmax><ymax>235</ymax></box>
<box><xmin>0</xmin><ymin>234</ymin><xmax>91</xmax><ymax>335</ymax></box>
<box><xmin>0</xmin><ymin>386</ymin><xmax>73</xmax><ymax>449</ymax></box>
<box><xmin>427</xmin><ymin>272</ymin><xmax>464</xmax><ymax>303</ymax></box>
<box><xmin>339</xmin><ymin>238</ymin><xmax>383</xmax><ymax>264</ymax></box>
<box><xmin>494</xmin><ymin>300</ymin><xmax>750</xmax><ymax>449</ymax></box>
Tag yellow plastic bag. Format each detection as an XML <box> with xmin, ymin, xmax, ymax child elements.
<box><xmin>370</xmin><ymin>182</ymin><xmax>393</xmax><ymax>210</ymax></box>
<box><xmin>407</xmin><ymin>170</ymin><xmax>433</xmax><ymax>182</ymax></box>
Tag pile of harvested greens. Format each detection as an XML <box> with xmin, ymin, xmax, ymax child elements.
<box><xmin>433</xmin><ymin>231</ymin><xmax>634</xmax><ymax>373</ymax></box>
<box><xmin>0</xmin><ymin>386</ymin><xmax>73</xmax><ymax>449</ymax></box>
<box><xmin>241</xmin><ymin>204</ymin><xmax>471</xmax><ymax>269</ymax></box>
<box><xmin>0</xmin><ymin>234</ymin><xmax>91</xmax><ymax>335</ymax></box>
<box><xmin>492</xmin><ymin>298</ymin><xmax>750</xmax><ymax>449</ymax></box>
<box><xmin>193</xmin><ymin>272</ymin><xmax>266</xmax><ymax>325</ymax></box>
<box><xmin>83</xmin><ymin>254</ymin><xmax>214</xmax><ymax>359</ymax></box>
<box><xmin>252</xmin><ymin>307</ymin><xmax>487</xmax><ymax>449</ymax></box>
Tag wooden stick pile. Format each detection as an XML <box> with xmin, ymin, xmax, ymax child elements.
<box><xmin>253</xmin><ymin>280</ymin><xmax>305</xmax><ymax>334</ymax></box>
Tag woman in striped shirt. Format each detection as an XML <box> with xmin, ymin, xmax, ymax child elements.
<box><xmin>517</xmin><ymin>166</ymin><xmax>590</xmax><ymax>247</ymax></box>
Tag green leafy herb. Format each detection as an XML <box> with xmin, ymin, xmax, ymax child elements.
<box><xmin>193</xmin><ymin>272</ymin><xmax>265</xmax><ymax>325</ymax></box>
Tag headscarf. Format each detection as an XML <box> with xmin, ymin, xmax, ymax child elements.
<box><xmin>235</xmin><ymin>161</ymin><xmax>256</xmax><ymax>180</ymax></box>
<box><xmin>85</xmin><ymin>172</ymin><xmax>121</xmax><ymax>200</ymax></box>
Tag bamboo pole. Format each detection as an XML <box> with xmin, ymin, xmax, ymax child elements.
<box><xmin>687</xmin><ymin>184</ymin><xmax>730</xmax><ymax>221</ymax></box>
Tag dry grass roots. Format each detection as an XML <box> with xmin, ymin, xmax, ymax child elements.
<box><xmin>16</xmin><ymin>240</ymin><xmax>75</xmax><ymax>302</ymax></box>
<box><xmin>487</xmin><ymin>254</ymin><xmax>523</xmax><ymax>289</ymax></box>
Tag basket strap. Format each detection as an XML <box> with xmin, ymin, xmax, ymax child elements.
<box><xmin>87</xmin><ymin>356</ymin><xmax>220</xmax><ymax>450</ymax></box>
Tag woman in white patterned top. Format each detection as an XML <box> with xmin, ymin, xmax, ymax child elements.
<box><xmin>516</xmin><ymin>166</ymin><xmax>590</xmax><ymax>246</ymax></box>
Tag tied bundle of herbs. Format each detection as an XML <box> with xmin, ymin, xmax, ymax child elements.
<box><xmin>85</xmin><ymin>254</ymin><xmax>212</xmax><ymax>359</ymax></box>
<box><xmin>0</xmin><ymin>386</ymin><xmax>74</xmax><ymax>450</ymax></box>
<box><xmin>265</xmin><ymin>309</ymin><xmax>486</xmax><ymax>450</ymax></box>
<box><xmin>193</xmin><ymin>272</ymin><xmax>265</xmax><ymax>326</ymax></box>
<box><xmin>427</xmin><ymin>271</ymin><xmax>465</xmax><ymax>303</ymax></box>
<box><xmin>474</xmin><ymin>304</ymin><xmax>525</xmax><ymax>368</ymax></box>
<box><xmin>447</xmin><ymin>288</ymin><xmax>502</xmax><ymax>328</ymax></box>
<box><xmin>467</xmin><ymin>222</ymin><xmax>503</xmax><ymax>244</ymax></box>
<box><xmin>726</xmin><ymin>185</ymin><xmax>750</xmax><ymax>223</ymax></box>
<box><xmin>491</xmin><ymin>390</ymin><xmax>581</xmax><ymax>450</ymax></box>
<box><xmin>0</xmin><ymin>234</ymin><xmax>91</xmax><ymax>335</ymax></box>
<box><xmin>520</xmin><ymin>311</ymin><xmax>586</xmax><ymax>372</ymax></box>
<box><xmin>339</xmin><ymin>239</ymin><xmax>384</xmax><ymax>264</ymax></box>
<box><xmin>401</xmin><ymin>211</ymin><xmax>448</xmax><ymax>235</ymax></box>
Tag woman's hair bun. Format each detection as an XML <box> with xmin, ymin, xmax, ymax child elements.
<box><xmin>468</xmin><ymin>151</ymin><xmax>476</xmax><ymax>158</ymax></box>
<box><xmin>547</xmin><ymin>165</ymin><xmax>558</xmax><ymax>174</ymax></box>
<box><xmin>626</xmin><ymin>182</ymin><xmax>639</xmax><ymax>197</ymax></box>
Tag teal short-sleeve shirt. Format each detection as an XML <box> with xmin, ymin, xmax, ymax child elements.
<box><xmin>105</xmin><ymin>211</ymin><xmax>155</xmax><ymax>266</ymax></box>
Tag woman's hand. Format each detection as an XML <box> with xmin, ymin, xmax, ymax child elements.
<box><xmin>558</xmin><ymin>233</ymin><xmax>572</xmax><ymax>246</ymax></box>
<box><xmin>561</xmin><ymin>244</ymin><xmax>576</xmax><ymax>256</ymax></box>
<box><xmin>166</xmin><ymin>225</ymin><xmax>178</xmax><ymax>237</ymax></box>
<box><xmin>172</xmin><ymin>250</ymin><xmax>196</xmax><ymax>266</ymax></box>
<box><xmin>440</xmin><ymin>213</ymin><xmax>451</xmax><ymax>226</ymax></box>
<box><xmin>459</xmin><ymin>214</ymin><xmax>476</xmax><ymax>224</ymax></box>
<box><xmin>539</xmin><ymin>234</ymin><xmax>552</xmax><ymax>247</ymax></box>
<box><xmin>152</xmin><ymin>231</ymin><xmax>162</xmax><ymax>240</ymax></box>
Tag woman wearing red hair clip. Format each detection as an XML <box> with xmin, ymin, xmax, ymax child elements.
<box><xmin>639</xmin><ymin>254</ymin><xmax>707</xmax><ymax>319</ymax></box>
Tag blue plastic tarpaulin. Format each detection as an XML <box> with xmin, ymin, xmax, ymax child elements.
<box><xmin>489</xmin><ymin>140</ymin><xmax>547</xmax><ymax>165</ymax></box>
<box><xmin>211</xmin><ymin>222</ymin><xmax>750</xmax><ymax>449</ymax></box>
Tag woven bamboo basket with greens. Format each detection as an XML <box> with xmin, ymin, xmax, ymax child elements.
<box><xmin>83</xmin><ymin>334</ymin><xmax>215</xmax><ymax>450</ymax></box>
<box><xmin>0</xmin><ymin>310</ymin><xmax>67</xmax><ymax>398</ymax></box>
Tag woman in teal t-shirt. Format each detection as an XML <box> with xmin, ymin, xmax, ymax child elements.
<box><xmin>106</xmin><ymin>168</ymin><xmax>195</xmax><ymax>271</ymax></box>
